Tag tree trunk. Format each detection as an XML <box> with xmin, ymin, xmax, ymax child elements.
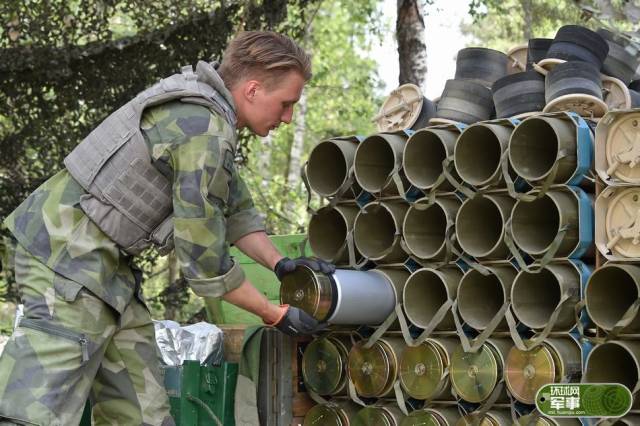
<box><xmin>257</xmin><ymin>133</ymin><xmax>272</xmax><ymax>187</ymax></box>
<box><xmin>521</xmin><ymin>0</ymin><xmax>533</xmax><ymax>41</ymax></box>
<box><xmin>286</xmin><ymin>90</ymin><xmax>307</xmax><ymax>189</ymax></box>
<box><xmin>397</xmin><ymin>0</ymin><xmax>427</xmax><ymax>88</ymax></box>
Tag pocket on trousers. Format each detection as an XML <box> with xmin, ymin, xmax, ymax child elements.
<box><xmin>18</xmin><ymin>318</ymin><xmax>91</xmax><ymax>363</ymax></box>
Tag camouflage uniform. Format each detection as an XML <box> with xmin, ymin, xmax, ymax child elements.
<box><xmin>0</xmin><ymin>99</ymin><xmax>264</xmax><ymax>425</ymax></box>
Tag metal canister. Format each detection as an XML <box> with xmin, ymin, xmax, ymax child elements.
<box><xmin>450</xmin><ymin>338</ymin><xmax>512</xmax><ymax>403</ymax></box>
<box><xmin>518</xmin><ymin>414</ymin><xmax>582</xmax><ymax>426</ymax></box>
<box><xmin>456</xmin><ymin>410</ymin><xmax>511</xmax><ymax>426</ymax></box>
<box><xmin>347</xmin><ymin>337</ymin><xmax>405</xmax><ymax>398</ymax></box>
<box><xmin>303</xmin><ymin>400</ymin><xmax>360</xmax><ymax>426</ymax></box>
<box><xmin>505</xmin><ymin>337</ymin><xmax>581</xmax><ymax>404</ymax></box>
<box><xmin>399</xmin><ymin>337</ymin><xmax>458</xmax><ymax>400</ymax></box>
<box><xmin>280</xmin><ymin>265</ymin><xmax>333</xmax><ymax>321</ymax></box>
<box><xmin>400</xmin><ymin>407</ymin><xmax>460</xmax><ymax>426</ymax></box>
<box><xmin>302</xmin><ymin>334</ymin><xmax>354</xmax><ymax>396</ymax></box>
<box><xmin>280</xmin><ymin>266</ymin><xmax>397</xmax><ymax>325</ymax></box>
<box><xmin>596</xmin><ymin>416</ymin><xmax>640</xmax><ymax>426</ymax></box>
<box><xmin>352</xmin><ymin>405</ymin><xmax>406</xmax><ymax>426</ymax></box>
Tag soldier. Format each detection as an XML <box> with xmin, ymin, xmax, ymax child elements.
<box><xmin>0</xmin><ymin>31</ymin><xmax>332</xmax><ymax>425</ymax></box>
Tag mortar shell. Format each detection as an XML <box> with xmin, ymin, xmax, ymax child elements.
<box><xmin>353</xmin><ymin>404</ymin><xmax>406</xmax><ymax>426</ymax></box>
<box><xmin>517</xmin><ymin>414</ymin><xmax>582</xmax><ymax>426</ymax></box>
<box><xmin>403</xmin><ymin>266</ymin><xmax>462</xmax><ymax>331</ymax></box>
<box><xmin>303</xmin><ymin>400</ymin><xmax>360</xmax><ymax>426</ymax></box>
<box><xmin>280</xmin><ymin>267</ymin><xmax>396</xmax><ymax>324</ymax></box>
<box><xmin>511</xmin><ymin>262</ymin><xmax>581</xmax><ymax>331</ymax></box>
<box><xmin>456</xmin><ymin>409</ymin><xmax>512</xmax><ymax>426</ymax></box>
<box><xmin>505</xmin><ymin>337</ymin><xmax>581</xmax><ymax>404</ymax></box>
<box><xmin>596</xmin><ymin>415</ymin><xmax>640</xmax><ymax>426</ymax></box>
<box><xmin>450</xmin><ymin>338</ymin><xmax>512</xmax><ymax>403</ymax></box>
<box><xmin>399</xmin><ymin>337</ymin><xmax>459</xmax><ymax>400</ymax></box>
<box><xmin>586</xmin><ymin>264</ymin><xmax>640</xmax><ymax>333</ymax></box>
<box><xmin>401</xmin><ymin>407</ymin><xmax>460</xmax><ymax>426</ymax></box>
<box><xmin>347</xmin><ymin>337</ymin><xmax>406</xmax><ymax>398</ymax></box>
<box><xmin>457</xmin><ymin>264</ymin><xmax>517</xmax><ymax>332</ymax></box>
<box><xmin>302</xmin><ymin>335</ymin><xmax>353</xmax><ymax>396</ymax></box>
<box><xmin>456</xmin><ymin>193</ymin><xmax>516</xmax><ymax>259</ymax></box>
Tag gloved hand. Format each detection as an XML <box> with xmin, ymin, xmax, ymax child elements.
<box><xmin>272</xmin><ymin>305</ymin><xmax>327</xmax><ymax>336</ymax></box>
<box><xmin>273</xmin><ymin>256</ymin><xmax>335</xmax><ymax>280</ymax></box>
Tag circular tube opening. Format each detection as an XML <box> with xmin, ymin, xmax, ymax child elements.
<box><xmin>455</xmin><ymin>126</ymin><xmax>502</xmax><ymax>186</ymax></box>
<box><xmin>308</xmin><ymin>208</ymin><xmax>348</xmax><ymax>261</ymax></box>
<box><xmin>585</xmin><ymin>343</ymin><xmax>638</xmax><ymax>391</ymax></box>
<box><xmin>509</xmin><ymin>119</ymin><xmax>559</xmax><ymax>181</ymax></box>
<box><xmin>511</xmin><ymin>195</ymin><xmax>559</xmax><ymax>255</ymax></box>
<box><xmin>458</xmin><ymin>271</ymin><xmax>505</xmax><ymax>330</ymax></box>
<box><xmin>511</xmin><ymin>268</ymin><xmax>561</xmax><ymax>329</ymax></box>
<box><xmin>587</xmin><ymin>266</ymin><xmax>640</xmax><ymax>330</ymax></box>
<box><xmin>404</xmin><ymin>131</ymin><xmax>447</xmax><ymax>189</ymax></box>
<box><xmin>354</xmin><ymin>136</ymin><xmax>396</xmax><ymax>192</ymax></box>
<box><xmin>456</xmin><ymin>197</ymin><xmax>503</xmax><ymax>257</ymax></box>
<box><xmin>403</xmin><ymin>203</ymin><xmax>447</xmax><ymax>258</ymax></box>
<box><xmin>308</xmin><ymin>142</ymin><xmax>348</xmax><ymax>196</ymax></box>
<box><xmin>403</xmin><ymin>270</ymin><xmax>449</xmax><ymax>328</ymax></box>
<box><xmin>354</xmin><ymin>204</ymin><xmax>397</xmax><ymax>259</ymax></box>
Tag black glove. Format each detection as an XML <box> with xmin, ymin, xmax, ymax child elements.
<box><xmin>273</xmin><ymin>305</ymin><xmax>327</xmax><ymax>336</ymax></box>
<box><xmin>273</xmin><ymin>256</ymin><xmax>336</xmax><ymax>280</ymax></box>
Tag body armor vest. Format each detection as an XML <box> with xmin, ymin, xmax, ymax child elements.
<box><xmin>64</xmin><ymin>61</ymin><xmax>236</xmax><ymax>255</ymax></box>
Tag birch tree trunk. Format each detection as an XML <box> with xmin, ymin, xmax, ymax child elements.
<box><xmin>286</xmin><ymin>90</ymin><xmax>307</xmax><ymax>189</ymax></box>
<box><xmin>397</xmin><ymin>0</ymin><xmax>428</xmax><ymax>88</ymax></box>
<box><xmin>257</xmin><ymin>133</ymin><xmax>272</xmax><ymax>187</ymax></box>
<box><xmin>521</xmin><ymin>0</ymin><xmax>533</xmax><ymax>41</ymax></box>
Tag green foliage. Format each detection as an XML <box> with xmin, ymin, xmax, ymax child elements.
<box><xmin>0</xmin><ymin>0</ymin><xmax>385</xmax><ymax>323</ymax></box>
<box><xmin>464</xmin><ymin>0</ymin><xmax>637</xmax><ymax>50</ymax></box>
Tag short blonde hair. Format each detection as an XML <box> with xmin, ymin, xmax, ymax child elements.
<box><xmin>218</xmin><ymin>31</ymin><xmax>312</xmax><ymax>90</ymax></box>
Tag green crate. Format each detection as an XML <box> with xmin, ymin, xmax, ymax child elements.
<box><xmin>206</xmin><ymin>234</ymin><xmax>311</xmax><ymax>325</ymax></box>
<box><xmin>80</xmin><ymin>362</ymin><xmax>238</xmax><ymax>426</ymax></box>
<box><xmin>163</xmin><ymin>361</ymin><xmax>238</xmax><ymax>426</ymax></box>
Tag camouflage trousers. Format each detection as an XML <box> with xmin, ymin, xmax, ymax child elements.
<box><xmin>0</xmin><ymin>244</ymin><xmax>175</xmax><ymax>426</ymax></box>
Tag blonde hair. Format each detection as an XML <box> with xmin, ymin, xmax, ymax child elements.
<box><xmin>218</xmin><ymin>31</ymin><xmax>312</xmax><ymax>90</ymax></box>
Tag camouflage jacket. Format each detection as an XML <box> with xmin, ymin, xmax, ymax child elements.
<box><xmin>4</xmin><ymin>100</ymin><xmax>265</xmax><ymax>314</ymax></box>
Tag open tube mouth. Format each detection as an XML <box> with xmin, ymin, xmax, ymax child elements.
<box><xmin>585</xmin><ymin>342</ymin><xmax>639</xmax><ymax>391</ymax></box>
<box><xmin>511</xmin><ymin>268</ymin><xmax>562</xmax><ymax>329</ymax></box>
<box><xmin>403</xmin><ymin>269</ymin><xmax>450</xmax><ymax>329</ymax></box>
<box><xmin>587</xmin><ymin>265</ymin><xmax>640</xmax><ymax>331</ymax></box>
<box><xmin>509</xmin><ymin>118</ymin><xmax>562</xmax><ymax>181</ymax></box>
<box><xmin>458</xmin><ymin>270</ymin><xmax>506</xmax><ymax>330</ymax></box>
<box><xmin>308</xmin><ymin>141</ymin><xmax>349</xmax><ymax>196</ymax></box>
<box><xmin>454</xmin><ymin>125</ymin><xmax>502</xmax><ymax>186</ymax></box>
<box><xmin>511</xmin><ymin>195</ymin><xmax>560</xmax><ymax>255</ymax></box>
<box><xmin>403</xmin><ymin>130</ymin><xmax>447</xmax><ymax>189</ymax></box>
<box><xmin>403</xmin><ymin>202</ymin><xmax>447</xmax><ymax>259</ymax></box>
<box><xmin>308</xmin><ymin>208</ymin><xmax>349</xmax><ymax>261</ymax></box>
<box><xmin>456</xmin><ymin>196</ymin><xmax>504</xmax><ymax>257</ymax></box>
<box><xmin>354</xmin><ymin>136</ymin><xmax>396</xmax><ymax>192</ymax></box>
<box><xmin>354</xmin><ymin>204</ymin><xmax>397</xmax><ymax>259</ymax></box>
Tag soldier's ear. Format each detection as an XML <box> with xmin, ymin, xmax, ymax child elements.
<box><xmin>243</xmin><ymin>80</ymin><xmax>261</xmax><ymax>103</ymax></box>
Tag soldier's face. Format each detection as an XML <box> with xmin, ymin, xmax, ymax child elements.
<box><xmin>238</xmin><ymin>70</ymin><xmax>306</xmax><ymax>137</ymax></box>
